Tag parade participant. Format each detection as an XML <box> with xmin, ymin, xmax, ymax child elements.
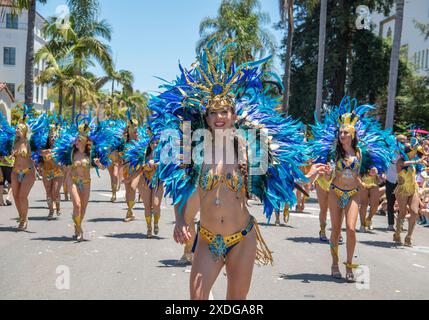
<box><xmin>0</xmin><ymin>106</ymin><xmax>47</xmax><ymax>231</ymax></box>
<box><xmin>295</xmin><ymin>163</ymin><xmax>312</xmax><ymax>213</ymax></box>
<box><xmin>314</xmin><ymin>171</ymin><xmax>333</xmax><ymax>242</ymax></box>
<box><xmin>385</xmin><ymin>135</ymin><xmax>408</xmax><ymax>231</ymax></box>
<box><xmin>393</xmin><ymin>139</ymin><xmax>427</xmax><ymax>246</ymax></box>
<box><xmin>358</xmin><ymin>169</ymin><xmax>381</xmax><ymax>232</ymax></box>
<box><xmin>97</xmin><ymin>117</ymin><xmax>127</xmax><ymax>203</ymax></box>
<box><xmin>122</xmin><ymin>111</ymin><xmax>143</xmax><ymax>223</ymax></box>
<box><xmin>39</xmin><ymin>116</ymin><xmax>64</xmax><ymax>220</ymax></box>
<box><xmin>150</xmin><ymin>42</ymin><xmax>317</xmax><ymax>300</ymax></box>
<box><xmin>310</xmin><ymin>97</ymin><xmax>396</xmax><ymax>282</ymax></box>
<box><xmin>0</xmin><ymin>156</ymin><xmax>13</xmax><ymax>206</ymax></box>
<box><xmin>124</xmin><ymin>127</ymin><xmax>164</xmax><ymax>238</ymax></box>
<box><xmin>53</xmin><ymin>113</ymin><xmax>110</xmax><ymax>242</ymax></box>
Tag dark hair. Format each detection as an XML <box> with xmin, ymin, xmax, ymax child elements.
<box><xmin>335</xmin><ymin>132</ymin><xmax>359</xmax><ymax>162</ymax></box>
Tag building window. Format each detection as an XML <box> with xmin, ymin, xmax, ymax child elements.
<box><xmin>6</xmin><ymin>83</ymin><xmax>15</xmax><ymax>98</ymax></box>
<box><xmin>6</xmin><ymin>14</ymin><xmax>18</xmax><ymax>29</ymax></box>
<box><xmin>3</xmin><ymin>47</ymin><xmax>16</xmax><ymax>65</ymax></box>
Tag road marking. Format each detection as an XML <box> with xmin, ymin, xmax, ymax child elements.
<box><xmin>407</xmin><ymin>246</ymin><xmax>429</xmax><ymax>254</ymax></box>
<box><xmin>412</xmin><ymin>264</ymin><xmax>425</xmax><ymax>269</ymax></box>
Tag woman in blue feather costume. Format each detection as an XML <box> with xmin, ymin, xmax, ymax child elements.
<box><xmin>148</xmin><ymin>41</ymin><xmax>321</xmax><ymax>300</ymax></box>
<box><xmin>37</xmin><ymin>114</ymin><xmax>65</xmax><ymax>220</ymax></box>
<box><xmin>53</xmin><ymin>113</ymin><xmax>109</xmax><ymax>242</ymax></box>
<box><xmin>123</xmin><ymin>125</ymin><xmax>164</xmax><ymax>238</ymax></box>
<box><xmin>393</xmin><ymin>137</ymin><xmax>428</xmax><ymax>247</ymax></box>
<box><xmin>120</xmin><ymin>112</ymin><xmax>148</xmax><ymax>223</ymax></box>
<box><xmin>0</xmin><ymin>105</ymin><xmax>48</xmax><ymax>231</ymax></box>
<box><xmin>97</xmin><ymin>117</ymin><xmax>127</xmax><ymax>203</ymax></box>
<box><xmin>309</xmin><ymin>96</ymin><xmax>396</xmax><ymax>283</ymax></box>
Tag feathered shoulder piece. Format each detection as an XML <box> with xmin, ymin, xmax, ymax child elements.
<box><xmin>122</xmin><ymin>125</ymin><xmax>152</xmax><ymax>169</ymax></box>
<box><xmin>150</xmin><ymin>41</ymin><xmax>309</xmax><ymax>217</ymax></box>
<box><xmin>53</xmin><ymin>113</ymin><xmax>98</xmax><ymax>167</ymax></box>
<box><xmin>0</xmin><ymin>112</ymin><xmax>15</xmax><ymax>157</ymax></box>
<box><xmin>309</xmin><ymin>96</ymin><xmax>397</xmax><ymax>174</ymax></box>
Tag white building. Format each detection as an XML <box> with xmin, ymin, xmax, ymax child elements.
<box><xmin>371</xmin><ymin>0</ymin><xmax>429</xmax><ymax>76</ymax></box>
<box><xmin>0</xmin><ymin>81</ymin><xmax>14</xmax><ymax>122</ymax></box>
<box><xmin>0</xmin><ymin>0</ymin><xmax>52</xmax><ymax>120</ymax></box>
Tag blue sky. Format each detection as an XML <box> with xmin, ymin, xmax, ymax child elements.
<box><xmin>38</xmin><ymin>0</ymin><xmax>283</xmax><ymax>94</ymax></box>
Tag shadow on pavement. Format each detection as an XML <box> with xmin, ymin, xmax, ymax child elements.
<box><xmin>0</xmin><ymin>226</ymin><xmax>19</xmax><ymax>233</ymax></box>
<box><xmin>106</xmin><ymin>233</ymin><xmax>166</xmax><ymax>240</ymax></box>
<box><xmin>158</xmin><ymin>259</ymin><xmax>191</xmax><ymax>268</ymax></box>
<box><xmin>286</xmin><ymin>237</ymin><xmax>326</xmax><ymax>244</ymax></box>
<box><xmin>28</xmin><ymin>207</ymin><xmax>48</xmax><ymax>210</ymax></box>
<box><xmin>28</xmin><ymin>216</ymin><xmax>50</xmax><ymax>221</ymax></box>
<box><xmin>279</xmin><ymin>273</ymin><xmax>345</xmax><ymax>284</ymax></box>
<box><xmin>31</xmin><ymin>236</ymin><xmax>74</xmax><ymax>242</ymax></box>
<box><xmin>87</xmin><ymin>218</ymin><xmax>124</xmax><ymax>223</ymax></box>
<box><xmin>258</xmin><ymin>222</ymin><xmax>294</xmax><ymax>229</ymax></box>
<box><xmin>359</xmin><ymin>240</ymin><xmax>395</xmax><ymax>248</ymax></box>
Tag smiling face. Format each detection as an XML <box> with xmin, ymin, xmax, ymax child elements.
<box><xmin>16</xmin><ymin>124</ymin><xmax>27</xmax><ymax>139</ymax></box>
<box><xmin>75</xmin><ymin>137</ymin><xmax>87</xmax><ymax>153</ymax></box>
<box><xmin>339</xmin><ymin>128</ymin><xmax>353</xmax><ymax>147</ymax></box>
<box><xmin>205</xmin><ymin>106</ymin><xmax>236</xmax><ymax>130</ymax></box>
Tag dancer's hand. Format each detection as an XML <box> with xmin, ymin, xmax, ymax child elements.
<box><xmin>94</xmin><ymin>158</ymin><xmax>105</xmax><ymax>170</ymax></box>
<box><xmin>174</xmin><ymin>218</ymin><xmax>191</xmax><ymax>245</ymax></box>
<box><xmin>306</xmin><ymin>164</ymin><xmax>329</xmax><ymax>180</ymax></box>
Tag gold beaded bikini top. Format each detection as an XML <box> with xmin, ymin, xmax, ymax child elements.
<box><xmin>72</xmin><ymin>158</ymin><xmax>91</xmax><ymax>169</ymax></box>
<box><xmin>199</xmin><ymin>168</ymin><xmax>246</xmax><ymax>193</ymax></box>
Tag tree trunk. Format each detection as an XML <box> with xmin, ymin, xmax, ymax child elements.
<box><xmin>386</xmin><ymin>0</ymin><xmax>405</xmax><ymax>129</ymax></box>
<box><xmin>315</xmin><ymin>0</ymin><xmax>327</xmax><ymax>122</ymax></box>
<box><xmin>72</xmin><ymin>89</ymin><xmax>76</xmax><ymax>120</ymax></box>
<box><xmin>332</xmin><ymin>0</ymin><xmax>349</xmax><ymax>105</ymax></box>
<box><xmin>282</xmin><ymin>0</ymin><xmax>294</xmax><ymax>114</ymax></box>
<box><xmin>25</xmin><ymin>0</ymin><xmax>36</xmax><ymax>107</ymax></box>
<box><xmin>111</xmin><ymin>79</ymin><xmax>115</xmax><ymax>116</ymax></box>
<box><xmin>58</xmin><ymin>85</ymin><xmax>63</xmax><ymax>116</ymax></box>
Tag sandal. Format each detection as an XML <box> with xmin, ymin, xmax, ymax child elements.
<box><xmin>344</xmin><ymin>263</ymin><xmax>359</xmax><ymax>283</ymax></box>
<box><xmin>331</xmin><ymin>265</ymin><xmax>342</xmax><ymax>279</ymax></box>
<box><xmin>404</xmin><ymin>236</ymin><xmax>412</xmax><ymax>247</ymax></box>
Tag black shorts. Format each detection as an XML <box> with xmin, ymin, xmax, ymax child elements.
<box><xmin>0</xmin><ymin>166</ymin><xmax>12</xmax><ymax>186</ymax></box>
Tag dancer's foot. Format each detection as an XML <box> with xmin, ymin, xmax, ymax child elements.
<box><xmin>178</xmin><ymin>253</ymin><xmax>193</xmax><ymax>265</ymax></box>
<box><xmin>147</xmin><ymin>225</ymin><xmax>153</xmax><ymax>239</ymax></box>
<box><xmin>124</xmin><ymin>210</ymin><xmax>136</xmax><ymax>223</ymax></box>
<box><xmin>404</xmin><ymin>235</ymin><xmax>412</xmax><ymax>247</ymax></box>
<box><xmin>331</xmin><ymin>265</ymin><xmax>342</xmax><ymax>279</ymax></box>
<box><xmin>154</xmin><ymin>223</ymin><xmax>159</xmax><ymax>235</ymax></box>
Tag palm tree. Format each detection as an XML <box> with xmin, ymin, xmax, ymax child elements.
<box><xmin>315</xmin><ymin>0</ymin><xmax>327</xmax><ymax>122</ymax></box>
<box><xmin>10</xmin><ymin>0</ymin><xmax>47</xmax><ymax>107</ymax></box>
<box><xmin>38</xmin><ymin>9</ymin><xmax>113</xmax><ymax>118</ymax></box>
<box><xmin>197</xmin><ymin>0</ymin><xmax>275</xmax><ymax>65</ymax></box>
<box><xmin>93</xmin><ymin>68</ymin><xmax>134</xmax><ymax>116</ymax></box>
<box><xmin>279</xmin><ymin>0</ymin><xmax>294</xmax><ymax>114</ymax></box>
<box><xmin>386</xmin><ymin>0</ymin><xmax>405</xmax><ymax>129</ymax></box>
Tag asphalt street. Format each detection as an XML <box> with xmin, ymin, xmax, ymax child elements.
<box><xmin>0</xmin><ymin>170</ymin><xmax>428</xmax><ymax>300</ymax></box>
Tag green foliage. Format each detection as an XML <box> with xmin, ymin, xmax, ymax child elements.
<box><xmin>280</xmin><ymin>0</ymin><xmax>426</xmax><ymax>125</ymax></box>
<box><xmin>197</xmin><ymin>0</ymin><xmax>276</xmax><ymax>66</ymax></box>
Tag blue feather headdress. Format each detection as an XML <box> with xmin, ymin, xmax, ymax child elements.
<box><xmin>309</xmin><ymin>97</ymin><xmax>397</xmax><ymax>174</ymax></box>
<box><xmin>149</xmin><ymin>41</ymin><xmax>308</xmax><ymax>218</ymax></box>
